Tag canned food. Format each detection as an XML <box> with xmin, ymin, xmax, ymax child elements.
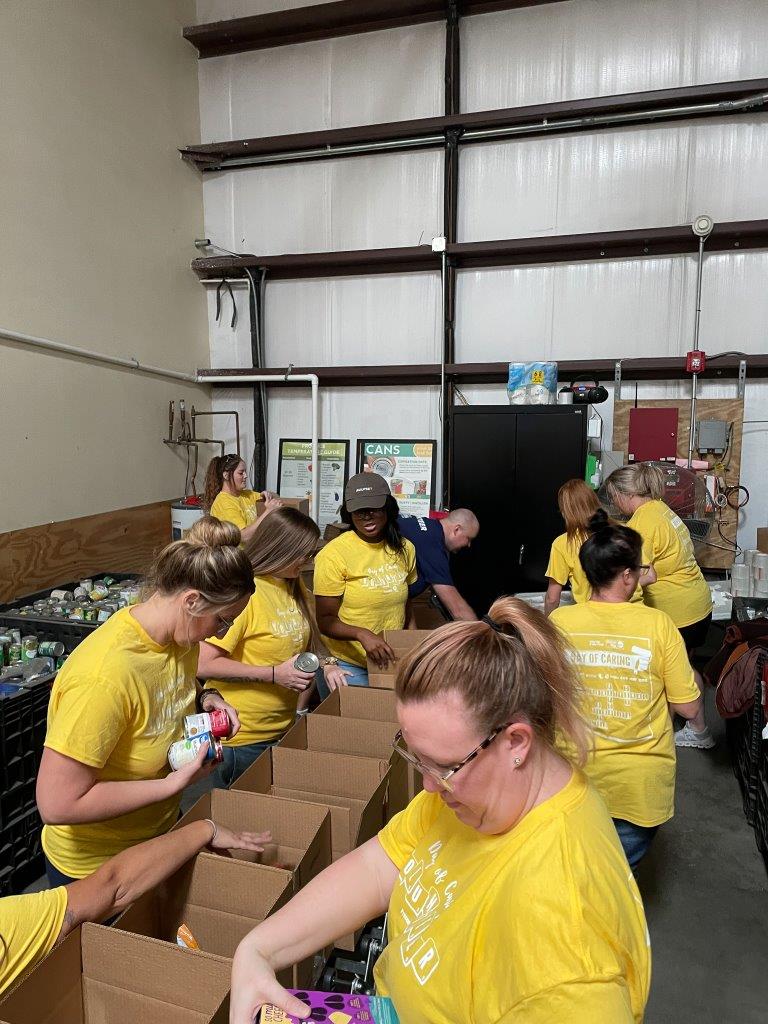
<box><xmin>73</xmin><ymin>587</ymin><xmax>88</xmax><ymax>600</ymax></box>
<box><xmin>294</xmin><ymin>652</ymin><xmax>320</xmax><ymax>673</ymax></box>
<box><xmin>22</xmin><ymin>636</ymin><xmax>38</xmax><ymax>662</ymax></box>
<box><xmin>8</xmin><ymin>643</ymin><xmax>22</xmax><ymax>664</ymax></box>
<box><xmin>56</xmin><ymin>655</ymin><xmax>68</xmax><ymax>669</ymax></box>
<box><xmin>167</xmin><ymin>733</ymin><xmax>223</xmax><ymax>771</ymax></box>
<box><xmin>83</xmin><ymin>607</ymin><xmax>98</xmax><ymax>623</ymax></box>
<box><xmin>97</xmin><ymin>609</ymin><xmax>112</xmax><ymax>623</ymax></box>
<box><xmin>50</xmin><ymin>590</ymin><xmax>74</xmax><ymax>601</ymax></box>
<box><xmin>80</xmin><ymin>580</ymin><xmax>93</xmax><ymax>591</ymax></box>
<box><xmin>10</xmin><ymin>629</ymin><xmax>21</xmax><ymax>644</ymax></box>
<box><xmin>39</xmin><ymin>640</ymin><xmax>65</xmax><ymax>657</ymax></box>
<box><xmin>89</xmin><ymin>584</ymin><xmax>109</xmax><ymax>601</ymax></box>
<box><xmin>184</xmin><ymin>709</ymin><xmax>231</xmax><ymax>740</ymax></box>
<box><xmin>70</xmin><ymin>607</ymin><xmax>85</xmax><ymax>621</ymax></box>
<box><xmin>102</xmin><ymin>576</ymin><xmax>116</xmax><ymax>587</ymax></box>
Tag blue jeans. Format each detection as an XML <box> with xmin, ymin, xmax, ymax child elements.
<box><xmin>316</xmin><ymin>659</ymin><xmax>369</xmax><ymax>701</ymax></box>
<box><xmin>45</xmin><ymin>855</ymin><xmax>77</xmax><ymax>888</ymax></box>
<box><xmin>613</xmin><ymin>818</ymin><xmax>658</xmax><ymax>871</ymax></box>
<box><xmin>213</xmin><ymin>739</ymin><xmax>274</xmax><ymax>789</ymax></box>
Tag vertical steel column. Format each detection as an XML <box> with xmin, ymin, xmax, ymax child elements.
<box><xmin>442</xmin><ymin>0</ymin><xmax>461</xmax><ymax>507</ymax></box>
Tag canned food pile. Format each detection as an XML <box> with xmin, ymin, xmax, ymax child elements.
<box><xmin>0</xmin><ymin>631</ymin><xmax>67</xmax><ymax>670</ymax></box>
<box><xmin>12</xmin><ymin>576</ymin><xmax>140</xmax><ymax>625</ymax></box>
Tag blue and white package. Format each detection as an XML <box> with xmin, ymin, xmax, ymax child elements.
<box><xmin>507</xmin><ymin>361</ymin><xmax>558</xmax><ymax>405</ymax></box>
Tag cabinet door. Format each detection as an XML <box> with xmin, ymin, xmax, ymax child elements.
<box><xmin>513</xmin><ymin>409</ymin><xmax>587</xmax><ymax>592</ymax></box>
<box><xmin>449</xmin><ymin>411</ymin><xmax>517</xmax><ymax>617</ymax></box>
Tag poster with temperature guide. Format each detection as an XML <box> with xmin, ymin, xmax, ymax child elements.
<box><xmin>277</xmin><ymin>439</ymin><xmax>350</xmax><ymax>530</ymax></box>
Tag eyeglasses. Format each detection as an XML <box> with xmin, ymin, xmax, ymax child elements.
<box><xmin>391</xmin><ymin>726</ymin><xmax>509</xmax><ymax>793</ymax></box>
<box><xmin>214</xmin><ymin>614</ymin><xmax>234</xmax><ymax>638</ymax></box>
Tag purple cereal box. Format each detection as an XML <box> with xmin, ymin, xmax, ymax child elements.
<box><xmin>258</xmin><ymin>991</ymin><xmax>399</xmax><ymax>1023</ymax></box>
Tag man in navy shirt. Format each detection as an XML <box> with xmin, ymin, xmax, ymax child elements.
<box><xmin>397</xmin><ymin>509</ymin><xmax>479</xmax><ymax>621</ymax></box>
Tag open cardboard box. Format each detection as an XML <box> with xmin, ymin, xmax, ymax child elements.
<box><xmin>176</xmin><ymin>788</ymin><xmax>332</xmax><ymax>892</ymax></box>
<box><xmin>757</xmin><ymin>527</ymin><xmax>768</xmax><ymax>554</ymax></box>
<box><xmin>0</xmin><ymin>923</ymin><xmax>230</xmax><ymax>1024</ymax></box>
<box><xmin>315</xmin><ymin>688</ymin><xmax>422</xmax><ymax>802</ymax></box>
<box><xmin>257</xmin><ymin>497</ymin><xmax>310</xmax><ymax>518</ymax></box>
<box><xmin>281</xmin><ymin>714</ymin><xmax>409</xmax><ymax>818</ymax></box>
<box><xmin>115</xmin><ymin>851</ymin><xmax>297</xmax><ymax>985</ymax></box>
<box><xmin>366</xmin><ymin>629</ymin><xmax>433</xmax><ymax>689</ymax></box>
<box><xmin>233</xmin><ymin>746</ymin><xmax>390</xmax><ymax>950</ymax></box>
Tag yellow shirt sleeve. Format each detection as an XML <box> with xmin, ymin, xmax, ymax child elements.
<box><xmin>45</xmin><ymin>671</ymin><xmax>132</xmax><ymax>770</ymax></box>
<box><xmin>495</xmin><ymin>979</ymin><xmax>636</xmax><ymax>1023</ymax></box>
<box><xmin>0</xmin><ymin>888</ymin><xmax>68</xmax><ymax>996</ymax></box>
<box><xmin>545</xmin><ymin>534</ymin><xmax>569</xmax><ymax>585</ymax></box>
<box><xmin>313</xmin><ymin>541</ymin><xmax>347</xmax><ymax>598</ymax></box>
<box><xmin>210</xmin><ymin>491</ymin><xmax>248</xmax><ymax>529</ymax></box>
<box><xmin>378</xmin><ymin>791</ymin><xmax>440</xmax><ymax>869</ymax></box>
<box><xmin>659</xmin><ymin>613</ymin><xmax>700</xmax><ymax>704</ymax></box>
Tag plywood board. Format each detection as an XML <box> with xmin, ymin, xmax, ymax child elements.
<box><xmin>0</xmin><ymin>501</ymin><xmax>172</xmax><ymax>602</ymax></box>
<box><xmin>613</xmin><ymin>399</ymin><xmax>744</xmax><ymax>570</ymax></box>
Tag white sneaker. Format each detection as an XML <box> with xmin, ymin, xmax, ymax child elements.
<box><xmin>675</xmin><ymin>722</ymin><xmax>716</xmax><ymax>749</ymax></box>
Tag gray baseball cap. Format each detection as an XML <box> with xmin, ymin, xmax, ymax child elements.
<box><xmin>345</xmin><ymin>472</ymin><xmax>390</xmax><ymax>512</ymax></box>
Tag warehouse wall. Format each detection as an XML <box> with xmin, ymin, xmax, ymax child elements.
<box><xmin>196</xmin><ymin>0</ymin><xmax>768</xmax><ymax>546</ymax></box>
<box><xmin>0</xmin><ymin>1</ymin><xmax>209</xmax><ymax>532</ymax></box>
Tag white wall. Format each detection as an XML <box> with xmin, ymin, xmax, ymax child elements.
<box><xmin>195</xmin><ymin>0</ymin><xmax>768</xmax><ymax>545</ymax></box>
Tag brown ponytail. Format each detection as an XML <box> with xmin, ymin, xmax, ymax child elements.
<box><xmin>203</xmin><ymin>454</ymin><xmax>244</xmax><ymax>511</ymax></box>
<box><xmin>396</xmin><ymin>596</ymin><xmax>589</xmax><ymax>764</ymax></box>
<box><xmin>143</xmin><ymin>516</ymin><xmax>254</xmax><ymax>609</ymax></box>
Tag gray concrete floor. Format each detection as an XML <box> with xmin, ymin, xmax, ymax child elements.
<box><xmin>638</xmin><ymin>687</ymin><xmax>768</xmax><ymax>1023</ymax></box>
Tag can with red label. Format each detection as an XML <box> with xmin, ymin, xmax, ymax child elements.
<box><xmin>168</xmin><ymin>733</ymin><xmax>223</xmax><ymax>771</ymax></box>
<box><xmin>183</xmin><ymin>709</ymin><xmax>231</xmax><ymax>739</ymax></box>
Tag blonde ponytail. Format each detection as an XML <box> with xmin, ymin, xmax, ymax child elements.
<box><xmin>605</xmin><ymin>462</ymin><xmax>665</xmax><ymax>504</ymax></box>
<box><xmin>396</xmin><ymin>596</ymin><xmax>589</xmax><ymax>765</ymax></box>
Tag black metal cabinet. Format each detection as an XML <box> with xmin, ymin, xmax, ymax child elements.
<box><xmin>449</xmin><ymin>405</ymin><xmax>588</xmax><ymax>616</ymax></box>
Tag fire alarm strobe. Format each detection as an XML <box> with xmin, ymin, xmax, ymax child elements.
<box><xmin>686</xmin><ymin>350</ymin><xmax>706</xmax><ymax>374</ymax></box>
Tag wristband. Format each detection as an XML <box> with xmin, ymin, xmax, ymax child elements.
<box><xmin>197</xmin><ymin>688</ymin><xmax>222</xmax><ymax>712</ymax></box>
<box><xmin>272</xmin><ymin>666</ymin><xmax>275</xmax><ymax>684</ymax></box>
<box><xmin>204</xmin><ymin>818</ymin><xmax>218</xmax><ymax>845</ymax></box>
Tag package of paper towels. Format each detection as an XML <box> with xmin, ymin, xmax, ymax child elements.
<box><xmin>507</xmin><ymin>362</ymin><xmax>558</xmax><ymax>405</ymax></box>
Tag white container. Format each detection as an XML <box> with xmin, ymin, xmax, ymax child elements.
<box><xmin>171</xmin><ymin>500</ymin><xmax>205</xmax><ymax>541</ymax></box>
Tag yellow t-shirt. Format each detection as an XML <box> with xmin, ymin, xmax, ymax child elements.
<box><xmin>546</xmin><ymin>532</ymin><xmax>643</xmax><ymax>605</ymax></box>
<box><xmin>628</xmin><ymin>500</ymin><xmax>711</xmax><ymax>628</ymax></box>
<box><xmin>313</xmin><ymin>532</ymin><xmax>417</xmax><ymax>667</ymax></box>
<box><xmin>375</xmin><ymin>774</ymin><xmax>650</xmax><ymax>1024</ymax></box>
<box><xmin>551</xmin><ymin>600</ymin><xmax>700</xmax><ymax>826</ymax></box>
<box><xmin>210</xmin><ymin>488</ymin><xmax>263</xmax><ymax>530</ymax></box>
<box><xmin>206</xmin><ymin>576</ymin><xmax>310</xmax><ymax>746</ymax></box>
<box><xmin>0</xmin><ymin>888</ymin><xmax>68</xmax><ymax>996</ymax></box>
<box><xmin>42</xmin><ymin>608</ymin><xmax>198</xmax><ymax>878</ymax></box>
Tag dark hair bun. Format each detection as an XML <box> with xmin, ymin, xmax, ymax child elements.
<box><xmin>587</xmin><ymin>508</ymin><xmax>610</xmax><ymax>533</ymax></box>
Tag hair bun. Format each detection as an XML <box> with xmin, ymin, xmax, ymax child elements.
<box><xmin>587</xmin><ymin>508</ymin><xmax>610</xmax><ymax>533</ymax></box>
<box><xmin>184</xmin><ymin>516</ymin><xmax>242</xmax><ymax>549</ymax></box>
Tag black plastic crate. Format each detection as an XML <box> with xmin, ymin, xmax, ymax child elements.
<box><xmin>0</xmin><ymin>807</ymin><xmax>44</xmax><ymax>896</ymax></box>
<box><xmin>726</xmin><ymin>654</ymin><xmax>766</xmax><ymax>825</ymax></box>
<box><xmin>732</xmin><ymin>597</ymin><xmax>768</xmax><ymax>624</ymax></box>
<box><xmin>754</xmin><ymin>749</ymin><xmax>768</xmax><ymax>875</ymax></box>
<box><xmin>0</xmin><ymin>573</ymin><xmax>138</xmax><ymax>653</ymax></box>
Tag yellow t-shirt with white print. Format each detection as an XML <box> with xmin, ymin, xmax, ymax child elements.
<box><xmin>210</xmin><ymin>489</ymin><xmax>263</xmax><ymax>530</ymax></box>
<box><xmin>628</xmin><ymin>499</ymin><xmax>712</xmax><ymax>628</ymax></box>
<box><xmin>375</xmin><ymin>773</ymin><xmax>650</xmax><ymax>1024</ymax></box>
<box><xmin>551</xmin><ymin>600</ymin><xmax>700</xmax><ymax>826</ymax></box>
<box><xmin>0</xmin><ymin>887</ymin><xmax>68</xmax><ymax>996</ymax></box>
<box><xmin>313</xmin><ymin>531</ymin><xmax>417</xmax><ymax>667</ymax></box>
<box><xmin>42</xmin><ymin>608</ymin><xmax>198</xmax><ymax>878</ymax></box>
<box><xmin>546</xmin><ymin>532</ymin><xmax>643</xmax><ymax>605</ymax></box>
<box><xmin>205</xmin><ymin>576</ymin><xmax>310</xmax><ymax>746</ymax></box>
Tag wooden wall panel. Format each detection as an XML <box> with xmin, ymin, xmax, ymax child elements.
<box><xmin>613</xmin><ymin>399</ymin><xmax>744</xmax><ymax>570</ymax></box>
<box><xmin>0</xmin><ymin>502</ymin><xmax>172</xmax><ymax>603</ymax></box>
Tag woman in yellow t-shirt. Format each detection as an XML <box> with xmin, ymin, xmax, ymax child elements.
<box><xmin>551</xmin><ymin>509</ymin><xmax>705</xmax><ymax>868</ymax></box>
<box><xmin>313</xmin><ymin>472</ymin><xmax>417</xmax><ymax>695</ymax></box>
<box><xmin>204</xmin><ymin>453</ymin><xmax>282</xmax><ymax>542</ymax></box>
<box><xmin>197</xmin><ymin>508</ymin><xmax>350</xmax><ymax>786</ymax></box>
<box><xmin>36</xmin><ymin>517</ymin><xmax>255</xmax><ymax>886</ymax></box>
<box><xmin>230</xmin><ymin>599</ymin><xmax>650</xmax><ymax>1024</ymax></box>
<box><xmin>0</xmin><ymin>819</ymin><xmax>269</xmax><ymax>996</ymax></box>
<box><xmin>545</xmin><ymin>479</ymin><xmax>655</xmax><ymax>615</ymax></box>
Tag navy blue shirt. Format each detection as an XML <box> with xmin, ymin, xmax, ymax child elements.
<box><xmin>397</xmin><ymin>514</ymin><xmax>454</xmax><ymax>597</ymax></box>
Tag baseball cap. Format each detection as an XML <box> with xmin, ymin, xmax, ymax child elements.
<box><xmin>345</xmin><ymin>472</ymin><xmax>391</xmax><ymax>512</ymax></box>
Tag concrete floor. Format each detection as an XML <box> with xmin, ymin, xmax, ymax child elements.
<box><xmin>638</xmin><ymin>688</ymin><xmax>768</xmax><ymax>1023</ymax></box>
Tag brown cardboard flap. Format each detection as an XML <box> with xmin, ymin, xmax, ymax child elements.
<box><xmin>185</xmin><ymin>853</ymin><xmax>290</xmax><ymax>917</ymax></box>
<box><xmin>367</xmin><ymin>629</ymin><xmax>433</xmax><ymax>688</ymax></box>
<box><xmin>271</xmin><ymin>747</ymin><xmax>389</xmax><ymax>800</ymax></box>
<box><xmin>82</xmin><ymin>984</ymin><xmax>211</xmax><ymax>1024</ymax></box>
<box><xmin>257</xmin><ymin>497</ymin><xmax>309</xmax><ymax>518</ymax></box>
<box><xmin>0</xmin><ymin>927</ymin><xmax>83</xmax><ymax>1024</ymax></box>
<box><xmin>306</xmin><ymin>715</ymin><xmax>399</xmax><ymax>758</ymax></box>
<box><xmin>355</xmin><ymin>774</ymin><xmax>390</xmax><ymax>848</ymax></box>
<box><xmin>315</xmin><ymin>688</ymin><xmax>399</xmax><ymax>723</ymax></box>
<box><xmin>232</xmin><ymin>747</ymin><xmax>274</xmax><ymax>794</ymax></box>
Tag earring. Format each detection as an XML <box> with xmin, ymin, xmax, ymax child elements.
<box><xmin>514</xmin><ymin>757</ymin><xmax>522</xmax><ymax>766</ymax></box>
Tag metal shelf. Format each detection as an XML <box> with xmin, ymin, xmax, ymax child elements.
<box><xmin>181</xmin><ymin>79</ymin><xmax>768</xmax><ymax>171</ymax></box>
<box><xmin>191</xmin><ymin>219</ymin><xmax>768</xmax><ymax>281</ymax></box>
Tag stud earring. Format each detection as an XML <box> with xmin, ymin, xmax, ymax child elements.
<box><xmin>514</xmin><ymin>757</ymin><xmax>522</xmax><ymax>766</ymax></box>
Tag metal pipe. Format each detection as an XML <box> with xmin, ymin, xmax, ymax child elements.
<box><xmin>198</xmin><ymin>372</ymin><xmax>321</xmax><ymax>524</ymax></box>
<box><xmin>0</xmin><ymin>324</ymin><xmax>197</xmax><ymax>383</ymax></box>
<box><xmin>197</xmin><ymin>134</ymin><xmax>445</xmax><ymax>169</ymax></box>
<box><xmin>688</xmin><ymin>235</ymin><xmax>707</xmax><ymax>468</ymax></box>
<box><xmin>192</xmin><ymin>408</ymin><xmax>241</xmax><ymax>456</ymax></box>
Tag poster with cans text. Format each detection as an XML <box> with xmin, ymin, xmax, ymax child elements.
<box><xmin>277</xmin><ymin>439</ymin><xmax>350</xmax><ymax>530</ymax></box>
<box><xmin>356</xmin><ymin>439</ymin><xmax>437</xmax><ymax>516</ymax></box>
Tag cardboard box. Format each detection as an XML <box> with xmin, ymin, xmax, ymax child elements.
<box><xmin>0</xmin><ymin>923</ymin><xmax>230</xmax><ymax>1024</ymax></box>
<box><xmin>323</xmin><ymin>522</ymin><xmax>350</xmax><ymax>541</ymax></box>
<box><xmin>411</xmin><ymin>591</ymin><xmax>450</xmax><ymax>629</ymax></box>
<box><xmin>366</xmin><ymin>629</ymin><xmax>433</xmax><ymax>689</ymax></box>
<box><xmin>757</xmin><ymin>527</ymin><xmax>768</xmax><ymax>554</ymax></box>
<box><xmin>281</xmin><ymin>714</ymin><xmax>409</xmax><ymax>817</ymax></box>
<box><xmin>257</xmin><ymin>497</ymin><xmax>310</xmax><ymax>518</ymax></box>
<box><xmin>175</xmin><ymin>788</ymin><xmax>332</xmax><ymax>892</ymax></box>
<box><xmin>115</xmin><ymin>851</ymin><xmax>294</xmax><ymax>983</ymax></box>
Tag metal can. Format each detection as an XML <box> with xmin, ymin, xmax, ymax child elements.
<box><xmin>56</xmin><ymin>655</ymin><xmax>68</xmax><ymax>669</ymax></box>
<box><xmin>9</xmin><ymin>629</ymin><xmax>21</xmax><ymax>644</ymax></box>
<box><xmin>8</xmin><ymin>643</ymin><xmax>22</xmax><ymax>664</ymax></box>
<box><xmin>294</xmin><ymin>652</ymin><xmax>320</xmax><ymax>674</ymax></box>
<box><xmin>89</xmin><ymin>584</ymin><xmax>109</xmax><ymax>601</ymax></box>
<box><xmin>184</xmin><ymin>709</ymin><xmax>231</xmax><ymax>740</ymax></box>
<box><xmin>22</xmin><ymin>636</ymin><xmax>38</xmax><ymax>662</ymax></box>
<box><xmin>167</xmin><ymin>733</ymin><xmax>223</xmax><ymax>771</ymax></box>
<box><xmin>0</xmin><ymin>634</ymin><xmax>11</xmax><ymax>667</ymax></box>
<box><xmin>70</xmin><ymin>607</ymin><xmax>85</xmax><ymax>621</ymax></box>
<box><xmin>50</xmin><ymin>590</ymin><xmax>74</xmax><ymax>601</ymax></box>
<box><xmin>73</xmin><ymin>587</ymin><xmax>88</xmax><ymax>600</ymax></box>
<box><xmin>97</xmin><ymin>608</ymin><xmax>112</xmax><ymax>623</ymax></box>
<box><xmin>83</xmin><ymin>607</ymin><xmax>98</xmax><ymax>623</ymax></box>
<box><xmin>39</xmin><ymin>640</ymin><xmax>65</xmax><ymax>657</ymax></box>
<box><xmin>102</xmin><ymin>576</ymin><xmax>116</xmax><ymax>587</ymax></box>
<box><xmin>80</xmin><ymin>579</ymin><xmax>93</xmax><ymax>592</ymax></box>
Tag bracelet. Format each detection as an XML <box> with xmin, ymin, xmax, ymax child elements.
<box><xmin>204</xmin><ymin>818</ymin><xmax>218</xmax><ymax>845</ymax></box>
<box><xmin>197</xmin><ymin>688</ymin><xmax>222</xmax><ymax>712</ymax></box>
<box><xmin>272</xmin><ymin>666</ymin><xmax>275</xmax><ymax>684</ymax></box>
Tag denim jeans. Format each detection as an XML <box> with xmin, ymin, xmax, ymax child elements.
<box><xmin>315</xmin><ymin>659</ymin><xmax>369</xmax><ymax>701</ymax></box>
<box><xmin>613</xmin><ymin>818</ymin><xmax>659</xmax><ymax>871</ymax></box>
<box><xmin>45</xmin><ymin>855</ymin><xmax>77</xmax><ymax>888</ymax></box>
<box><xmin>213</xmin><ymin>739</ymin><xmax>275</xmax><ymax>789</ymax></box>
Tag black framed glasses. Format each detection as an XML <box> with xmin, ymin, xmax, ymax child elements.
<box><xmin>391</xmin><ymin>725</ymin><xmax>510</xmax><ymax>793</ymax></box>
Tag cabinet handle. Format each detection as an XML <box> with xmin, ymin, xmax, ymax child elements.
<box><xmin>519</xmin><ymin>544</ymin><xmax>525</xmax><ymax>565</ymax></box>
